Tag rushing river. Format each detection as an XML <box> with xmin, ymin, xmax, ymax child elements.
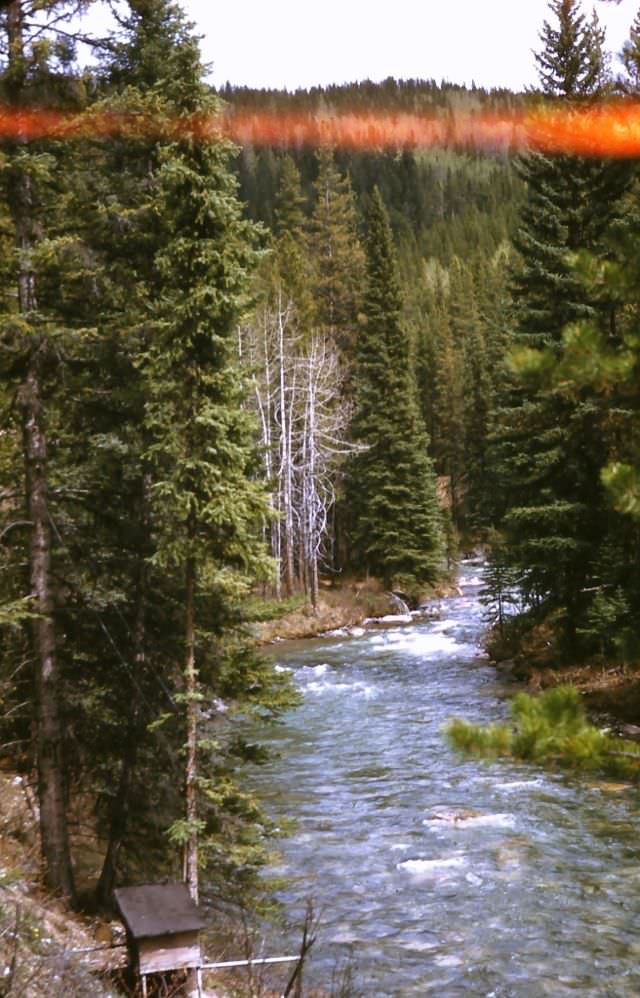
<box><xmin>249</xmin><ymin>565</ymin><xmax>640</xmax><ymax>996</ymax></box>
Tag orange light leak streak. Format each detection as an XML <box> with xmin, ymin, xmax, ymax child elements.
<box><xmin>2</xmin><ymin>104</ymin><xmax>640</xmax><ymax>156</ymax></box>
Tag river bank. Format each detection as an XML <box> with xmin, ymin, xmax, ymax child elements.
<box><xmin>253</xmin><ymin>566</ymin><xmax>640</xmax><ymax>730</ymax></box>
<box><xmin>488</xmin><ymin>624</ymin><xmax>640</xmax><ymax>729</ymax></box>
<box><xmin>249</xmin><ymin>576</ymin><xmax>460</xmax><ymax>645</ymax></box>
<box><xmin>519</xmin><ymin>661</ymin><xmax>640</xmax><ymax>730</ymax></box>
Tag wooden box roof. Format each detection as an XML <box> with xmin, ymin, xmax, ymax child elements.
<box><xmin>114</xmin><ymin>884</ymin><xmax>206</xmax><ymax>941</ymax></box>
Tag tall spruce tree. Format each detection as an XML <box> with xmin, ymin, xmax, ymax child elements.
<box><xmin>0</xmin><ymin>0</ymin><xmax>102</xmax><ymax>903</ymax></box>
<box><xmin>346</xmin><ymin>188</ymin><xmax>444</xmax><ymax>589</ymax></box>
<box><xmin>88</xmin><ymin>0</ymin><xmax>291</xmax><ymax>907</ymax></box>
<box><xmin>491</xmin><ymin>0</ymin><xmax>629</xmax><ymax>648</ymax></box>
<box><xmin>272</xmin><ymin>155</ymin><xmax>315</xmax><ymax>330</ymax></box>
<box><xmin>144</xmin><ymin>140</ymin><xmax>267</xmax><ymax>901</ymax></box>
<box><xmin>308</xmin><ymin>146</ymin><xmax>365</xmax><ymax>357</ymax></box>
<box><xmin>0</xmin><ymin>0</ymin><xmax>297</xmax><ymax>911</ymax></box>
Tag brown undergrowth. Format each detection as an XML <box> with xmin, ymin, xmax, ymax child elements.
<box><xmin>0</xmin><ymin>770</ymin><xmax>125</xmax><ymax>997</ymax></box>
<box><xmin>0</xmin><ymin>772</ymin><xmax>365</xmax><ymax>997</ymax></box>
<box><xmin>487</xmin><ymin>616</ymin><xmax>640</xmax><ymax>728</ymax></box>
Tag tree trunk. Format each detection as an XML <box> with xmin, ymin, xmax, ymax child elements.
<box><xmin>278</xmin><ymin>300</ymin><xmax>296</xmax><ymax>596</ymax></box>
<box><xmin>19</xmin><ymin>362</ymin><xmax>75</xmax><ymax>902</ymax></box>
<box><xmin>95</xmin><ymin>728</ymin><xmax>137</xmax><ymax>908</ymax></box>
<box><xmin>184</xmin><ymin>556</ymin><xmax>199</xmax><ymax>903</ymax></box>
<box><xmin>184</xmin><ymin>556</ymin><xmax>200</xmax><ymax>998</ymax></box>
<box><xmin>7</xmin><ymin>0</ymin><xmax>74</xmax><ymax>903</ymax></box>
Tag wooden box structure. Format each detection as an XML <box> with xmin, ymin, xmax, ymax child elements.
<box><xmin>115</xmin><ymin>883</ymin><xmax>205</xmax><ymax>985</ymax></box>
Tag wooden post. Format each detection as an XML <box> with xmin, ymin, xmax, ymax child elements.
<box><xmin>141</xmin><ymin>974</ymin><xmax>148</xmax><ymax>998</ymax></box>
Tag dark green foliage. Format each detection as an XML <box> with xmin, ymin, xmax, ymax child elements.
<box><xmin>225</xmin><ymin>79</ymin><xmax>524</xmax><ymax>537</ymax></box>
<box><xmin>308</xmin><ymin>146</ymin><xmax>365</xmax><ymax>354</ymax></box>
<box><xmin>143</xmin><ymin>126</ymin><xmax>267</xmax><ymax>577</ymax></box>
<box><xmin>88</xmin><ymin>0</ymin><xmax>299</xmax><ymax>901</ymax></box>
<box><xmin>488</xmin><ymin>0</ymin><xmax>631</xmax><ymax>652</ymax></box>
<box><xmin>478</xmin><ymin>532</ymin><xmax>522</xmax><ymax>636</ymax></box>
<box><xmin>346</xmin><ymin>188</ymin><xmax>445</xmax><ymax>588</ymax></box>
<box><xmin>446</xmin><ymin>685</ymin><xmax>640</xmax><ymax>778</ymax></box>
<box><xmin>510</xmin><ymin>176</ymin><xmax>640</xmax><ymax>660</ymax></box>
<box><xmin>535</xmin><ymin>0</ymin><xmax>606</xmax><ymax>99</ymax></box>
<box><xmin>271</xmin><ymin>155</ymin><xmax>315</xmax><ymax>329</ymax></box>
<box><xmin>9</xmin><ymin>0</ymin><xmax>640</xmax><ymax>919</ymax></box>
<box><xmin>0</xmin><ymin>0</ymin><xmax>299</xmax><ymax>910</ymax></box>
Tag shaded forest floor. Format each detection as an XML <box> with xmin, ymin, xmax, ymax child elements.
<box><xmin>489</xmin><ymin>621</ymin><xmax>640</xmax><ymax>730</ymax></box>
<box><xmin>0</xmin><ymin>771</ymin><xmax>127</xmax><ymax>997</ymax></box>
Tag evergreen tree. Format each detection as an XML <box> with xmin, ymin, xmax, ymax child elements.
<box><xmin>0</xmin><ymin>0</ymin><xmax>297</xmax><ymax>913</ymax></box>
<box><xmin>143</xmin><ymin>130</ymin><xmax>268</xmax><ymax>901</ymax></box>
<box><xmin>622</xmin><ymin>8</ymin><xmax>640</xmax><ymax>91</ymax></box>
<box><xmin>346</xmin><ymin>188</ymin><xmax>444</xmax><ymax>590</ymax></box>
<box><xmin>95</xmin><ymin>0</ymin><xmax>294</xmax><ymax>905</ymax></box>
<box><xmin>431</xmin><ymin>284</ymin><xmax>466</xmax><ymax>520</ymax></box>
<box><xmin>490</xmin><ymin>0</ymin><xmax>630</xmax><ymax>649</ymax></box>
<box><xmin>308</xmin><ymin>146</ymin><xmax>365</xmax><ymax>357</ymax></box>
<box><xmin>274</xmin><ymin>155</ymin><xmax>307</xmax><ymax>237</ymax></box>
<box><xmin>272</xmin><ymin>155</ymin><xmax>315</xmax><ymax>330</ymax></box>
<box><xmin>446</xmin><ymin>685</ymin><xmax>640</xmax><ymax>779</ymax></box>
<box><xmin>0</xmin><ymin>0</ymin><xmax>101</xmax><ymax>904</ymax></box>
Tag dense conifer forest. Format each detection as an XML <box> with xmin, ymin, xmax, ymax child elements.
<box><xmin>3</xmin><ymin>0</ymin><xmax>640</xmax><ymax>991</ymax></box>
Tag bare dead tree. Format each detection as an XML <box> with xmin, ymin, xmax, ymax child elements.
<box><xmin>241</xmin><ymin>305</ymin><xmax>357</xmax><ymax>605</ymax></box>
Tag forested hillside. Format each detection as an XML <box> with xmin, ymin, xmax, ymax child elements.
<box><xmin>2</xmin><ymin>0</ymin><xmax>640</xmax><ymax>987</ymax></box>
<box><xmin>224</xmin><ymin>78</ymin><xmax>526</xmax><ymax>590</ymax></box>
<box><xmin>222</xmin><ymin>0</ymin><xmax>640</xmax><ymax>663</ymax></box>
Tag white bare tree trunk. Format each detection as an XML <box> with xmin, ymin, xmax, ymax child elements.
<box><xmin>240</xmin><ymin>301</ymin><xmax>360</xmax><ymax>604</ymax></box>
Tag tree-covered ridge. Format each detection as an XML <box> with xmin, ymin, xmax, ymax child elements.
<box><xmin>225</xmin><ymin>0</ymin><xmax>640</xmax><ymax>664</ymax></box>
<box><xmin>218</xmin><ymin>75</ymin><xmax>526</xmax><ymax>256</ymax></box>
<box><xmin>223</xmin><ymin>87</ymin><xmax>524</xmax><ymax>558</ymax></box>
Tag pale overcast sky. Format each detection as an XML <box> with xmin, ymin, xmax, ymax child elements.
<box><xmin>86</xmin><ymin>0</ymin><xmax>640</xmax><ymax>92</ymax></box>
<box><xmin>181</xmin><ymin>0</ymin><xmax>638</xmax><ymax>91</ymax></box>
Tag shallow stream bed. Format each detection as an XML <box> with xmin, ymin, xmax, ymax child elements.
<box><xmin>248</xmin><ymin>566</ymin><xmax>640</xmax><ymax>996</ymax></box>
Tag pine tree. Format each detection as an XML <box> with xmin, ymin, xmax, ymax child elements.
<box><xmin>346</xmin><ymin>188</ymin><xmax>444</xmax><ymax>590</ymax></box>
<box><xmin>0</xmin><ymin>0</ymin><xmax>103</xmax><ymax>904</ymax></box>
<box><xmin>431</xmin><ymin>285</ymin><xmax>466</xmax><ymax>521</ymax></box>
<box><xmin>308</xmin><ymin>146</ymin><xmax>365</xmax><ymax>357</ymax></box>
<box><xmin>490</xmin><ymin>0</ymin><xmax>630</xmax><ymax>649</ymax></box>
<box><xmin>0</xmin><ymin>0</ymin><xmax>297</xmax><ymax>910</ymax></box>
<box><xmin>274</xmin><ymin>155</ymin><xmax>307</xmax><ymax>237</ymax></box>
<box><xmin>513</xmin><ymin>187</ymin><xmax>640</xmax><ymax>657</ymax></box>
<box><xmin>93</xmin><ymin>0</ymin><xmax>294</xmax><ymax>907</ymax></box>
<box><xmin>622</xmin><ymin>8</ymin><xmax>640</xmax><ymax>91</ymax></box>
<box><xmin>139</xmin><ymin>54</ymin><xmax>271</xmax><ymax>910</ymax></box>
<box><xmin>272</xmin><ymin>155</ymin><xmax>315</xmax><ymax>330</ymax></box>
<box><xmin>446</xmin><ymin>685</ymin><xmax>640</xmax><ymax>779</ymax></box>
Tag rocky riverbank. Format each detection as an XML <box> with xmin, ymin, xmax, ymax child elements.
<box><xmin>249</xmin><ymin>577</ymin><xmax>458</xmax><ymax>644</ymax></box>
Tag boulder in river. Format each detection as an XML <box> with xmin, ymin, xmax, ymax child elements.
<box><xmin>424</xmin><ymin>807</ymin><xmax>480</xmax><ymax>824</ymax></box>
<box><xmin>423</xmin><ymin>807</ymin><xmax>516</xmax><ymax>830</ymax></box>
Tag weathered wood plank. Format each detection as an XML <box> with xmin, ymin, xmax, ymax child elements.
<box><xmin>139</xmin><ymin>933</ymin><xmax>201</xmax><ymax>974</ymax></box>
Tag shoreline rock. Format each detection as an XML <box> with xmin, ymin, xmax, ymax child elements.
<box><xmin>252</xmin><ymin>577</ymin><xmax>459</xmax><ymax>645</ymax></box>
